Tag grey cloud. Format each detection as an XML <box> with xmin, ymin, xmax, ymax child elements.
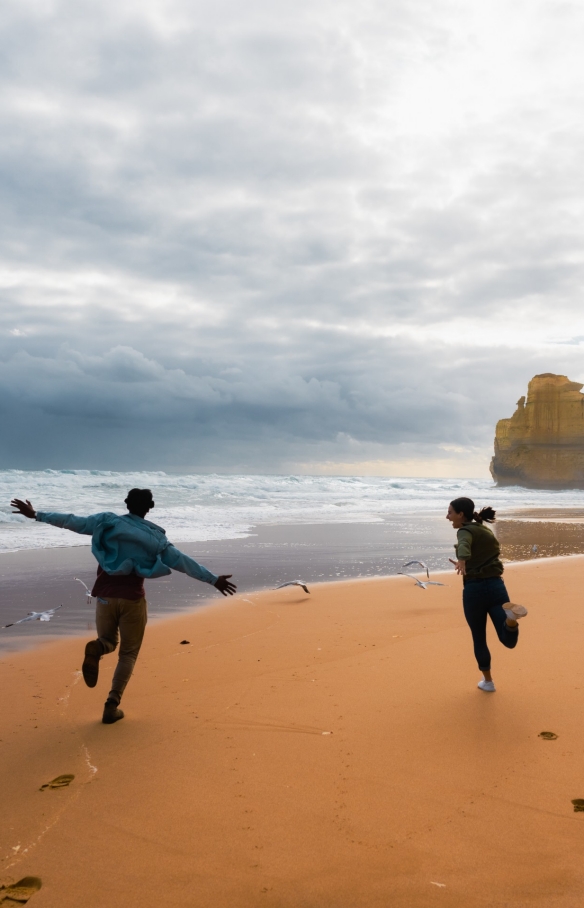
<box><xmin>2</xmin><ymin>0</ymin><xmax>584</xmax><ymax>470</ymax></box>
<box><xmin>1</xmin><ymin>337</ymin><xmax>582</xmax><ymax>471</ymax></box>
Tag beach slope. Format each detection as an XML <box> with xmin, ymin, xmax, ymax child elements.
<box><xmin>1</xmin><ymin>560</ymin><xmax>584</xmax><ymax>907</ymax></box>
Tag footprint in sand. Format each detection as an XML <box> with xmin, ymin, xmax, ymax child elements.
<box><xmin>538</xmin><ymin>731</ymin><xmax>558</xmax><ymax>740</ymax></box>
<box><xmin>39</xmin><ymin>774</ymin><xmax>75</xmax><ymax>791</ymax></box>
<box><xmin>0</xmin><ymin>876</ymin><xmax>42</xmax><ymax>904</ymax></box>
<box><xmin>571</xmin><ymin>799</ymin><xmax>584</xmax><ymax>813</ymax></box>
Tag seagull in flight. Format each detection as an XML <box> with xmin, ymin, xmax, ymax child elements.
<box><xmin>74</xmin><ymin>577</ymin><xmax>93</xmax><ymax>602</ymax></box>
<box><xmin>397</xmin><ymin>573</ymin><xmax>445</xmax><ymax>590</ymax></box>
<box><xmin>402</xmin><ymin>560</ymin><xmax>430</xmax><ymax>579</ymax></box>
<box><xmin>2</xmin><ymin>605</ymin><xmax>63</xmax><ymax>628</ymax></box>
<box><xmin>275</xmin><ymin>581</ymin><xmax>310</xmax><ymax>594</ymax></box>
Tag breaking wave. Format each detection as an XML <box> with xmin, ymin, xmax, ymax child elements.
<box><xmin>1</xmin><ymin>469</ymin><xmax>584</xmax><ymax>554</ymax></box>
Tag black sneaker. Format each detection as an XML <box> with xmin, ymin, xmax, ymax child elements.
<box><xmin>102</xmin><ymin>699</ymin><xmax>124</xmax><ymax>724</ymax></box>
<box><xmin>82</xmin><ymin>640</ymin><xmax>102</xmax><ymax>688</ymax></box>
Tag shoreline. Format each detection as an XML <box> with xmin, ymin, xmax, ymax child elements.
<box><xmin>0</xmin><ymin>518</ymin><xmax>457</xmax><ymax>653</ymax></box>
<box><xmin>1</xmin><ymin>548</ymin><xmax>583</xmax><ymax>650</ymax></box>
<box><xmin>2</xmin><ymin>550</ymin><xmax>583</xmax><ymax>659</ymax></box>
<box><xmin>2</xmin><ymin>559</ymin><xmax>584</xmax><ymax>907</ymax></box>
<box><xmin>3</xmin><ymin>513</ymin><xmax>584</xmax><ymax>654</ymax></box>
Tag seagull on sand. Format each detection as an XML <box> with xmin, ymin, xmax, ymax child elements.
<box><xmin>2</xmin><ymin>605</ymin><xmax>62</xmax><ymax>628</ymax></box>
<box><xmin>275</xmin><ymin>581</ymin><xmax>310</xmax><ymax>594</ymax></box>
<box><xmin>402</xmin><ymin>560</ymin><xmax>430</xmax><ymax>579</ymax></box>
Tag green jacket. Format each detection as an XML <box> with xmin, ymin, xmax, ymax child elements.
<box><xmin>455</xmin><ymin>522</ymin><xmax>503</xmax><ymax>581</ymax></box>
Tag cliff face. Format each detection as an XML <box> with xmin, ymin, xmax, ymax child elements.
<box><xmin>490</xmin><ymin>373</ymin><xmax>584</xmax><ymax>488</ymax></box>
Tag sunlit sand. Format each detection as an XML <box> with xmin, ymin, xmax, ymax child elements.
<box><xmin>1</xmin><ymin>558</ymin><xmax>584</xmax><ymax>906</ymax></box>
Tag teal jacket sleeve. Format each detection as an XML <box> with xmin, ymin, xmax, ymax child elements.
<box><xmin>160</xmin><ymin>544</ymin><xmax>219</xmax><ymax>585</ymax></box>
<box><xmin>35</xmin><ymin>511</ymin><xmax>109</xmax><ymax>536</ymax></box>
<box><xmin>456</xmin><ymin>528</ymin><xmax>473</xmax><ymax>560</ymax></box>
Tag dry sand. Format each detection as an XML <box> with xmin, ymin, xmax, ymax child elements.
<box><xmin>1</xmin><ymin>558</ymin><xmax>584</xmax><ymax>908</ymax></box>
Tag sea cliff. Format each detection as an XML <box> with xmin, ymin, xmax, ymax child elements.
<box><xmin>490</xmin><ymin>373</ymin><xmax>584</xmax><ymax>488</ymax></box>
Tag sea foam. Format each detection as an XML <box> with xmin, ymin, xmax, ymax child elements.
<box><xmin>1</xmin><ymin>469</ymin><xmax>583</xmax><ymax>555</ymax></box>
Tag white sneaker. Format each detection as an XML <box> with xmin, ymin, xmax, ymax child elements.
<box><xmin>478</xmin><ymin>679</ymin><xmax>496</xmax><ymax>692</ymax></box>
<box><xmin>504</xmin><ymin>602</ymin><xmax>528</xmax><ymax>621</ymax></box>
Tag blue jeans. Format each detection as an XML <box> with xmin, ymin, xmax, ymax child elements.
<box><xmin>462</xmin><ymin>577</ymin><xmax>518</xmax><ymax>671</ymax></box>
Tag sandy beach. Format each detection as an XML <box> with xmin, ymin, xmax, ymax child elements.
<box><xmin>2</xmin><ymin>557</ymin><xmax>584</xmax><ymax>907</ymax></box>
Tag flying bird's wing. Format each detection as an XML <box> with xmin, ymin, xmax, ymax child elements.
<box><xmin>3</xmin><ymin>612</ymin><xmax>38</xmax><ymax>627</ymax></box>
<box><xmin>275</xmin><ymin>582</ymin><xmax>310</xmax><ymax>591</ymax></box>
<box><xmin>426</xmin><ymin>582</ymin><xmax>445</xmax><ymax>587</ymax></box>
<box><xmin>403</xmin><ymin>561</ymin><xmax>430</xmax><ymax>578</ymax></box>
<box><xmin>75</xmin><ymin>578</ymin><xmax>93</xmax><ymax>601</ymax></box>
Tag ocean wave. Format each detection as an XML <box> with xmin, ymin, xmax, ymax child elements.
<box><xmin>2</xmin><ymin>470</ymin><xmax>584</xmax><ymax>554</ymax></box>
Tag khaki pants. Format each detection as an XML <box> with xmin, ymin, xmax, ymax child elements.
<box><xmin>95</xmin><ymin>597</ymin><xmax>148</xmax><ymax>700</ymax></box>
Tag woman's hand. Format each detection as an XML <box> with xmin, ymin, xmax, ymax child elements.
<box><xmin>449</xmin><ymin>558</ymin><xmax>466</xmax><ymax>575</ymax></box>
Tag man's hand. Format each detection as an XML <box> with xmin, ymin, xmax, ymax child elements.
<box><xmin>449</xmin><ymin>558</ymin><xmax>466</xmax><ymax>575</ymax></box>
<box><xmin>10</xmin><ymin>498</ymin><xmax>36</xmax><ymax>519</ymax></box>
<box><xmin>214</xmin><ymin>574</ymin><xmax>237</xmax><ymax>596</ymax></box>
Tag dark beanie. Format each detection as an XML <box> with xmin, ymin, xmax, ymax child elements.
<box><xmin>124</xmin><ymin>488</ymin><xmax>154</xmax><ymax>513</ymax></box>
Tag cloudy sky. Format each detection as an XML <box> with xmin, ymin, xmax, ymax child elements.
<box><xmin>2</xmin><ymin>0</ymin><xmax>584</xmax><ymax>475</ymax></box>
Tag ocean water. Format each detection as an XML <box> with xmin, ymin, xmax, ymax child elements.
<box><xmin>2</xmin><ymin>469</ymin><xmax>584</xmax><ymax>554</ymax></box>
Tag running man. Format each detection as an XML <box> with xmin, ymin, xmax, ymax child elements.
<box><xmin>447</xmin><ymin>496</ymin><xmax>527</xmax><ymax>692</ymax></box>
<box><xmin>11</xmin><ymin>489</ymin><xmax>236</xmax><ymax>723</ymax></box>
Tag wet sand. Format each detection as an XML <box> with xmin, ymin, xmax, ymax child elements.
<box><xmin>4</xmin><ymin>515</ymin><xmax>584</xmax><ymax>653</ymax></box>
<box><xmin>501</xmin><ymin>508</ymin><xmax>584</xmax><ymax>521</ymax></box>
<box><xmin>496</xmin><ymin>518</ymin><xmax>584</xmax><ymax>562</ymax></box>
<box><xmin>0</xmin><ymin>518</ymin><xmax>457</xmax><ymax>652</ymax></box>
<box><xmin>1</xmin><ymin>558</ymin><xmax>584</xmax><ymax>907</ymax></box>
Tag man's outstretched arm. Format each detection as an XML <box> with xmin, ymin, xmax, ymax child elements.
<box><xmin>160</xmin><ymin>544</ymin><xmax>237</xmax><ymax>596</ymax></box>
<box><xmin>11</xmin><ymin>499</ymin><xmax>36</xmax><ymax>519</ymax></box>
<box><xmin>10</xmin><ymin>498</ymin><xmax>102</xmax><ymax>535</ymax></box>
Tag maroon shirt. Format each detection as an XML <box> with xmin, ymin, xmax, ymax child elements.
<box><xmin>91</xmin><ymin>565</ymin><xmax>145</xmax><ymax>601</ymax></box>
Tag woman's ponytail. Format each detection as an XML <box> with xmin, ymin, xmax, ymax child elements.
<box><xmin>450</xmin><ymin>497</ymin><xmax>496</xmax><ymax>524</ymax></box>
<box><xmin>473</xmin><ymin>506</ymin><xmax>496</xmax><ymax>524</ymax></box>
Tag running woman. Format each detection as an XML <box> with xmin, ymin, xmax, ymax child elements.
<box><xmin>446</xmin><ymin>497</ymin><xmax>527</xmax><ymax>692</ymax></box>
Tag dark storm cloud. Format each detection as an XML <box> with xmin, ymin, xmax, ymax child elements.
<box><xmin>1</xmin><ymin>0</ymin><xmax>584</xmax><ymax>471</ymax></box>
<box><xmin>1</xmin><ymin>336</ymin><xmax>581</xmax><ymax>472</ymax></box>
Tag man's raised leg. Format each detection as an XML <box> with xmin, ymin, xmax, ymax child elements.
<box><xmin>82</xmin><ymin>598</ymin><xmax>120</xmax><ymax>688</ymax></box>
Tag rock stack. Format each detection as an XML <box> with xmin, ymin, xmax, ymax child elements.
<box><xmin>490</xmin><ymin>373</ymin><xmax>584</xmax><ymax>488</ymax></box>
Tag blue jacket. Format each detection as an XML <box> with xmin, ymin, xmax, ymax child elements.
<box><xmin>35</xmin><ymin>511</ymin><xmax>218</xmax><ymax>585</ymax></box>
